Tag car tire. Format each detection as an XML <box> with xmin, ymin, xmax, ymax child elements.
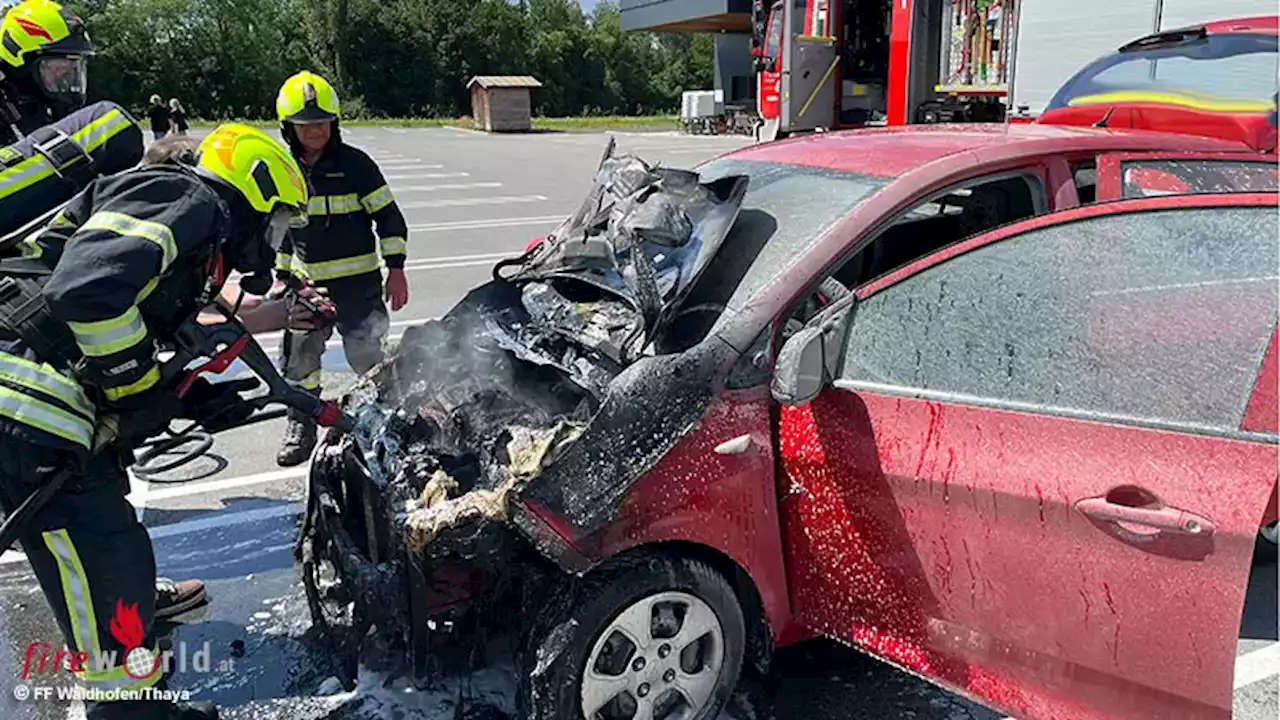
<box><xmin>520</xmin><ymin>554</ymin><xmax>745</xmax><ymax>720</ymax></box>
<box><xmin>1255</xmin><ymin>521</ymin><xmax>1278</xmax><ymax>565</ymax></box>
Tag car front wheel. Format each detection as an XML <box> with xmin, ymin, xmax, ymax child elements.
<box><xmin>521</xmin><ymin>555</ymin><xmax>745</xmax><ymax>720</ymax></box>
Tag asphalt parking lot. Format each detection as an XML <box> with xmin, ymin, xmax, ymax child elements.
<box><xmin>0</xmin><ymin>126</ymin><xmax>1275</xmax><ymax>719</ymax></box>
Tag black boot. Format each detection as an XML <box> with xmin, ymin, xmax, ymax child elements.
<box><xmin>276</xmin><ymin>406</ymin><xmax>318</xmax><ymax>467</ymax></box>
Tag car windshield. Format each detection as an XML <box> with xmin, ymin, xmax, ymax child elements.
<box><xmin>1046</xmin><ymin>32</ymin><xmax>1279</xmax><ymax>113</ymax></box>
<box><xmin>691</xmin><ymin>158</ymin><xmax>888</xmax><ymax>312</ymax></box>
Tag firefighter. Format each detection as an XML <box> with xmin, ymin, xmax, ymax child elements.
<box><xmin>0</xmin><ymin>124</ymin><xmax>308</xmax><ymax>720</ymax></box>
<box><xmin>0</xmin><ymin>0</ymin><xmax>91</xmax><ymax>140</ymax></box>
<box><xmin>144</xmin><ymin>134</ymin><xmax>333</xmax><ymax>335</ymax></box>
<box><xmin>0</xmin><ymin>1</ymin><xmax>217</xmax><ymax>623</ymax></box>
<box><xmin>273</xmin><ymin>70</ymin><xmax>409</xmax><ymax>467</ymax></box>
<box><xmin>0</xmin><ymin>0</ymin><xmax>143</xmax><ymax>236</ymax></box>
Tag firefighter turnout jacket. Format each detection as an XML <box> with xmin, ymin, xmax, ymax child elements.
<box><xmin>0</xmin><ymin>165</ymin><xmax>227</xmax><ymax>451</ymax></box>
<box><xmin>275</xmin><ymin>143</ymin><xmax>407</xmax><ymax>286</ymax></box>
<box><xmin>0</xmin><ymin>101</ymin><xmax>143</xmax><ymax>238</ymax></box>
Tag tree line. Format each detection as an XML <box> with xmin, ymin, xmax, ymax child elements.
<box><xmin>73</xmin><ymin>0</ymin><xmax>715</xmax><ymax>121</ymax></box>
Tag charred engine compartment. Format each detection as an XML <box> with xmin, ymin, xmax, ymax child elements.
<box><xmin>298</xmin><ymin>141</ymin><xmax>749</xmax><ymax>687</ymax></box>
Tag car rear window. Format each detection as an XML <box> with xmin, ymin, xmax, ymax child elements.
<box><xmin>1047</xmin><ymin>32</ymin><xmax>1279</xmax><ymax>113</ymax></box>
<box><xmin>693</xmin><ymin>158</ymin><xmax>887</xmax><ymax>312</ymax></box>
<box><xmin>841</xmin><ymin>205</ymin><xmax>1279</xmax><ymax>433</ymax></box>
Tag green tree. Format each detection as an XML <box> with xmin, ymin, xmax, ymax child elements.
<box><xmin>74</xmin><ymin>0</ymin><xmax>716</xmax><ymax>119</ymax></box>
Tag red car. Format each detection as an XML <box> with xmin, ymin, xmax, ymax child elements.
<box><xmin>1037</xmin><ymin>16</ymin><xmax>1278</xmax><ymax>152</ymax></box>
<box><xmin>306</xmin><ymin>124</ymin><xmax>1278</xmax><ymax>720</ymax></box>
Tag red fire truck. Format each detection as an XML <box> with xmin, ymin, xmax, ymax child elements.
<box><xmin>749</xmin><ymin>0</ymin><xmax>1276</xmax><ymax>141</ymax></box>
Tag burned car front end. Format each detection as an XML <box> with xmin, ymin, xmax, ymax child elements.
<box><xmin>299</xmin><ymin>141</ymin><xmax>751</xmax><ymax>686</ymax></box>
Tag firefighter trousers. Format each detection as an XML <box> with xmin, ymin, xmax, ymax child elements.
<box><xmin>0</xmin><ymin>419</ymin><xmax>172</xmax><ymax>719</ymax></box>
<box><xmin>281</xmin><ymin>279</ymin><xmax>390</xmax><ymax>390</ymax></box>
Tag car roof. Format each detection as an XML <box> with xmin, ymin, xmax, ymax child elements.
<box><xmin>720</xmin><ymin>123</ymin><xmax>1253</xmax><ymax>177</ymax></box>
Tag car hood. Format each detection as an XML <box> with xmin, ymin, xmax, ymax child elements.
<box><xmin>337</xmin><ymin>143</ymin><xmax>747</xmax><ymax>563</ymax></box>
<box><xmin>501</xmin><ymin>137</ymin><xmax>749</xmax><ymax>341</ymax></box>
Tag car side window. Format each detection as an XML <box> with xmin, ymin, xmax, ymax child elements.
<box><xmin>834</xmin><ymin>172</ymin><xmax>1046</xmax><ymax>288</ymax></box>
<box><xmin>1119</xmin><ymin>159</ymin><xmax>1279</xmax><ymax>199</ymax></box>
<box><xmin>1072</xmin><ymin>160</ymin><xmax>1098</xmax><ymax>204</ymax></box>
<box><xmin>840</xmin><ymin>206</ymin><xmax>1279</xmax><ymax>432</ymax></box>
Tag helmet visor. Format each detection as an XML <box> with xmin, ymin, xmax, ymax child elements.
<box><xmin>284</xmin><ymin>104</ymin><xmax>338</xmax><ymax>125</ymax></box>
<box><xmin>265</xmin><ymin>204</ymin><xmax>308</xmax><ymax>252</ymax></box>
<box><xmin>34</xmin><ymin>55</ymin><xmax>87</xmax><ymax>104</ymax></box>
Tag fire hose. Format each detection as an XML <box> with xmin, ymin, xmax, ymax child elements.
<box><xmin>0</xmin><ymin>294</ymin><xmax>355</xmax><ymax>555</ymax></box>
<box><xmin>131</xmin><ymin>287</ymin><xmax>342</xmax><ymax>479</ymax></box>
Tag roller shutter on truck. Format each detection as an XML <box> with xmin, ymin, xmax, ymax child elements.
<box><xmin>1010</xmin><ymin>0</ymin><xmax>1277</xmax><ymax>116</ymax></box>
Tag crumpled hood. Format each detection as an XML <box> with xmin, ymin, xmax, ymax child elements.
<box><xmin>500</xmin><ymin>139</ymin><xmax>749</xmax><ymax>344</ymax></box>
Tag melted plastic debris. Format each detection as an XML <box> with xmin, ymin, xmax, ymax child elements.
<box><xmin>336</xmin><ymin>143</ymin><xmax>749</xmax><ymax>540</ymax></box>
<box><xmin>403</xmin><ymin>422</ymin><xmax>583</xmax><ymax>553</ymax></box>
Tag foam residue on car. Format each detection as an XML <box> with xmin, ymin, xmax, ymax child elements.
<box><xmin>302</xmin><ymin>144</ymin><xmax>750</xmax><ymax>695</ymax></box>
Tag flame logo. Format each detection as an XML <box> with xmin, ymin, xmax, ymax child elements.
<box><xmin>207</xmin><ymin>129</ymin><xmax>237</xmax><ymax>172</ymax></box>
<box><xmin>14</xmin><ymin>18</ymin><xmax>52</xmax><ymax>41</ymax></box>
<box><xmin>108</xmin><ymin>599</ymin><xmax>159</xmax><ymax>679</ymax></box>
<box><xmin>108</xmin><ymin>599</ymin><xmax>144</xmax><ymax>649</ymax></box>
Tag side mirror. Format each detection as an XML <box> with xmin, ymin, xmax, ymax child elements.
<box><xmin>771</xmin><ymin>292</ymin><xmax>856</xmax><ymax>405</ymax></box>
<box><xmin>771</xmin><ymin>324</ymin><xmax>827</xmax><ymax>405</ymax></box>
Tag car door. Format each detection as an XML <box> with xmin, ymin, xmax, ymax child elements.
<box><xmin>775</xmin><ymin>193</ymin><xmax>1279</xmax><ymax>720</ymax></box>
<box><xmin>1096</xmin><ymin>151</ymin><xmax>1279</xmax><ymax>202</ymax></box>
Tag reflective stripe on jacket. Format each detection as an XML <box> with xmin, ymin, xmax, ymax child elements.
<box><xmin>0</xmin><ymin>342</ymin><xmax>95</xmax><ymax>448</ymax></box>
<box><xmin>0</xmin><ymin>102</ymin><xmax>144</xmax><ymax>238</ymax></box>
<box><xmin>275</xmin><ymin>142</ymin><xmax>407</xmax><ymax>284</ymax></box>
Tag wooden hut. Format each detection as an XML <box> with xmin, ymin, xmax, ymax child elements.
<box><xmin>466</xmin><ymin>76</ymin><xmax>543</xmax><ymax>132</ymax></box>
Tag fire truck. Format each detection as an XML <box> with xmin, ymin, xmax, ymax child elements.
<box><xmin>750</xmin><ymin>0</ymin><xmax>1277</xmax><ymax>141</ymax></box>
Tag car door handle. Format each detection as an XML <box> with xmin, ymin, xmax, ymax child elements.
<box><xmin>714</xmin><ymin>435</ymin><xmax>753</xmax><ymax>455</ymax></box>
<box><xmin>1075</xmin><ymin>497</ymin><xmax>1216</xmax><ymax>537</ymax></box>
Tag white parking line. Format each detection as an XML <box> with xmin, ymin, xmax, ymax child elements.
<box><xmin>401</xmin><ymin>195</ymin><xmax>547</xmax><ymax>209</ymax></box>
<box><xmin>384</xmin><ymin>172</ymin><xmax>470</xmax><ymax>181</ymax></box>
<box><xmin>408</xmin><ymin>214</ymin><xmax>563</xmax><ymax>232</ymax></box>
<box><xmin>0</xmin><ymin>469</ymin><xmax>310</xmax><ymax>567</ymax></box>
<box><xmin>144</xmin><ymin>467</ymin><xmax>308</xmax><ymax>502</ymax></box>
<box><xmin>1234</xmin><ymin>643</ymin><xmax>1280</xmax><ymax>690</ymax></box>
<box><xmin>395</xmin><ymin>181</ymin><xmax>503</xmax><ymax>192</ymax></box>
<box><xmin>376</xmin><ymin>161</ymin><xmax>444</xmax><ymax>170</ymax></box>
<box><xmin>404</xmin><ymin>251</ymin><xmax>514</xmax><ymax>265</ymax></box>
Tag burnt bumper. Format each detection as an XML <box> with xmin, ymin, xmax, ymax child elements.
<box><xmin>301</xmin><ymin>428</ymin><xmax>557</xmax><ymax>683</ymax></box>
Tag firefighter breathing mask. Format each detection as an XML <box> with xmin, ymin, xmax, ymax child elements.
<box><xmin>265</xmin><ymin>203</ymin><xmax>307</xmax><ymax>253</ymax></box>
<box><xmin>33</xmin><ymin>54</ymin><xmax>85</xmax><ymax>105</ymax></box>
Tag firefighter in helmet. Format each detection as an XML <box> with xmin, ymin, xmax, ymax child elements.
<box><xmin>0</xmin><ymin>124</ymin><xmax>309</xmax><ymax>720</ymax></box>
<box><xmin>0</xmin><ymin>0</ymin><xmax>92</xmax><ymax>139</ymax></box>
<box><xmin>273</xmin><ymin>70</ymin><xmax>409</xmax><ymax>466</ymax></box>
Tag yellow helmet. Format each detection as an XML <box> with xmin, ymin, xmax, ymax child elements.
<box><xmin>276</xmin><ymin>70</ymin><xmax>340</xmax><ymax>125</ymax></box>
<box><xmin>197</xmin><ymin>123</ymin><xmax>307</xmax><ymax>215</ymax></box>
<box><xmin>0</xmin><ymin>0</ymin><xmax>92</xmax><ymax>69</ymax></box>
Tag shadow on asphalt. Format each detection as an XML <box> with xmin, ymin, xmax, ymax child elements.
<box><xmin>728</xmin><ymin>640</ymin><xmax>1000</xmax><ymax>720</ymax></box>
<box><xmin>1241</xmin><ymin>556</ymin><xmax>1279</xmax><ymax>642</ymax></box>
